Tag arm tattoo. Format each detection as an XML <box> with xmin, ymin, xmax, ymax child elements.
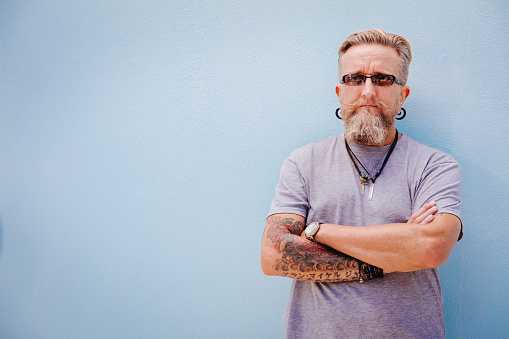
<box><xmin>266</xmin><ymin>215</ymin><xmax>360</xmax><ymax>282</ymax></box>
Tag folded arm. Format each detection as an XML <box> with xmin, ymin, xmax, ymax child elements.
<box><xmin>260</xmin><ymin>203</ymin><xmax>442</xmax><ymax>281</ymax></box>
<box><xmin>314</xmin><ymin>202</ymin><xmax>462</xmax><ymax>272</ymax></box>
<box><xmin>260</xmin><ymin>213</ymin><xmax>362</xmax><ymax>282</ymax></box>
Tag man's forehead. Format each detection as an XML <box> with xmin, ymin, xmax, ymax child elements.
<box><xmin>341</xmin><ymin>44</ymin><xmax>400</xmax><ymax>74</ymax></box>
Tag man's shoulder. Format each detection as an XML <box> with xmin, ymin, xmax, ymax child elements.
<box><xmin>290</xmin><ymin>134</ymin><xmax>342</xmax><ymax>158</ymax></box>
<box><xmin>401</xmin><ymin>134</ymin><xmax>460</xmax><ymax>165</ymax></box>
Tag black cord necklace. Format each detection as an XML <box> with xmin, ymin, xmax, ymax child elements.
<box><xmin>345</xmin><ymin>130</ymin><xmax>399</xmax><ymax>198</ymax></box>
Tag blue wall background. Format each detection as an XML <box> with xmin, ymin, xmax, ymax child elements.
<box><xmin>1</xmin><ymin>1</ymin><xmax>508</xmax><ymax>338</ymax></box>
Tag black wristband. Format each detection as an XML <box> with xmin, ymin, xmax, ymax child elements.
<box><xmin>359</xmin><ymin>261</ymin><xmax>384</xmax><ymax>282</ymax></box>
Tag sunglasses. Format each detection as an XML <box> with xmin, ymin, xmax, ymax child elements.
<box><xmin>341</xmin><ymin>74</ymin><xmax>402</xmax><ymax>86</ymax></box>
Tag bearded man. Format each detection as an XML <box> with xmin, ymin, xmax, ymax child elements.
<box><xmin>260</xmin><ymin>29</ymin><xmax>462</xmax><ymax>339</ymax></box>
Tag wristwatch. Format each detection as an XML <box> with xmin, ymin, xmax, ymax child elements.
<box><xmin>304</xmin><ymin>221</ymin><xmax>321</xmax><ymax>242</ymax></box>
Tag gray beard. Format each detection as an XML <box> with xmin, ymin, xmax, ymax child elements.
<box><xmin>342</xmin><ymin>106</ymin><xmax>397</xmax><ymax>145</ymax></box>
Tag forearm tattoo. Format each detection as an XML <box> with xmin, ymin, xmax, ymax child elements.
<box><xmin>266</xmin><ymin>215</ymin><xmax>360</xmax><ymax>282</ymax></box>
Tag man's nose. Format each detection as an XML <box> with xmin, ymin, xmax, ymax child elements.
<box><xmin>361</xmin><ymin>78</ymin><xmax>377</xmax><ymax>99</ymax></box>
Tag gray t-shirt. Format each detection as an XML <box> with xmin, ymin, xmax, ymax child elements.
<box><xmin>268</xmin><ymin>133</ymin><xmax>462</xmax><ymax>339</ymax></box>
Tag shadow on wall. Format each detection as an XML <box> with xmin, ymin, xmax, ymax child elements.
<box><xmin>0</xmin><ymin>217</ymin><xmax>2</xmax><ymax>260</ymax></box>
<box><xmin>401</xmin><ymin>94</ymin><xmax>509</xmax><ymax>334</ymax></box>
<box><xmin>446</xmin><ymin>158</ymin><xmax>509</xmax><ymax>336</ymax></box>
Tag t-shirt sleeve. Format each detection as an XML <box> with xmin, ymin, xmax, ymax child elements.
<box><xmin>268</xmin><ymin>153</ymin><xmax>309</xmax><ymax>218</ymax></box>
<box><xmin>413</xmin><ymin>152</ymin><xmax>463</xmax><ymax>240</ymax></box>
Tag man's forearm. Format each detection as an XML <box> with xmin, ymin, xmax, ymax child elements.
<box><xmin>261</xmin><ymin>214</ymin><xmax>362</xmax><ymax>282</ymax></box>
<box><xmin>315</xmin><ymin>222</ymin><xmax>425</xmax><ymax>272</ymax></box>
<box><xmin>314</xmin><ymin>213</ymin><xmax>461</xmax><ymax>272</ymax></box>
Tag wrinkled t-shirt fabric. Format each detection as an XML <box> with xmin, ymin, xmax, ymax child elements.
<box><xmin>268</xmin><ymin>133</ymin><xmax>462</xmax><ymax>339</ymax></box>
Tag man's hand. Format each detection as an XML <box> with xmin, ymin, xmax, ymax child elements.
<box><xmin>407</xmin><ymin>201</ymin><xmax>438</xmax><ymax>224</ymax></box>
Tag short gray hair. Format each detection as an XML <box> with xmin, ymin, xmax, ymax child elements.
<box><xmin>338</xmin><ymin>29</ymin><xmax>412</xmax><ymax>85</ymax></box>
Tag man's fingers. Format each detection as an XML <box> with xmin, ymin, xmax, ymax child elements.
<box><xmin>407</xmin><ymin>201</ymin><xmax>437</xmax><ymax>224</ymax></box>
<box><xmin>420</xmin><ymin>214</ymin><xmax>434</xmax><ymax>224</ymax></box>
<box><xmin>414</xmin><ymin>206</ymin><xmax>438</xmax><ymax>224</ymax></box>
<box><xmin>408</xmin><ymin>202</ymin><xmax>434</xmax><ymax>222</ymax></box>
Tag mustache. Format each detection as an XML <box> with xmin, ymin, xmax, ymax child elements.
<box><xmin>339</xmin><ymin>99</ymin><xmax>399</xmax><ymax>110</ymax></box>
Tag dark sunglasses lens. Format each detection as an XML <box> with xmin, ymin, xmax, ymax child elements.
<box><xmin>373</xmin><ymin>75</ymin><xmax>394</xmax><ymax>86</ymax></box>
<box><xmin>345</xmin><ymin>74</ymin><xmax>365</xmax><ymax>86</ymax></box>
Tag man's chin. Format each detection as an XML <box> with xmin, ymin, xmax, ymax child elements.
<box><xmin>346</xmin><ymin>130</ymin><xmax>389</xmax><ymax>145</ymax></box>
<box><xmin>344</xmin><ymin>120</ymin><xmax>391</xmax><ymax>145</ymax></box>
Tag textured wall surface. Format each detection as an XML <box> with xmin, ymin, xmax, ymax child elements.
<box><xmin>0</xmin><ymin>1</ymin><xmax>508</xmax><ymax>338</ymax></box>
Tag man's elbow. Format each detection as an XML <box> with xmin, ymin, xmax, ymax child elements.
<box><xmin>260</xmin><ymin>257</ymin><xmax>276</xmax><ymax>276</ymax></box>
<box><xmin>260</xmin><ymin>247</ymin><xmax>276</xmax><ymax>276</ymax></box>
<box><xmin>421</xmin><ymin>251</ymin><xmax>447</xmax><ymax>269</ymax></box>
<box><xmin>420</xmin><ymin>238</ymin><xmax>455</xmax><ymax>269</ymax></box>
<box><xmin>261</xmin><ymin>261</ymin><xmax>274</xmax><ymax>276</ymax></box>
<box><xmin>419</xmin><ymin>217</ymin><xmax>461</xmax><ymax>269</ymax></box>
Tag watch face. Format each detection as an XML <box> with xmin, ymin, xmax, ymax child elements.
<box><xmin>305</xmin><ymin>222</ymin><xmax>319</xmax><ymax>236</ymax></box>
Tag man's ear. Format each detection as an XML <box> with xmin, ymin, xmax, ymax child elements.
<box><xmin>400</xmin><ymin>85</ymin><xmax>410</xmax><ymax>105</ymax></box>
<box><xmin>335</xmin><ymin>84</ymin><xmax>341</xmax><ymax>100</ymax></box>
